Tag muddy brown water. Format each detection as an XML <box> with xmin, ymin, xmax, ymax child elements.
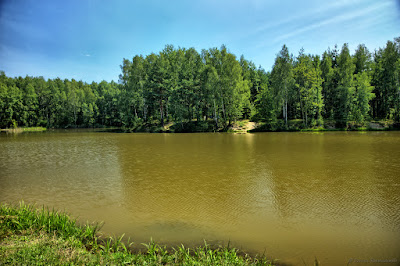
<box><xmin>1</xmin><ymin>130</ymin><xmax>399</xmax><ymax>265</ymax></box>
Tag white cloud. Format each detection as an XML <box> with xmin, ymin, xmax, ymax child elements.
<box><xmin>272</xmin><ymin>1</ymin><xmax>392</xmax><ymax>44</ymax></box>
<box><xmin>252</xmin><ymin>0</ymin><xmax>362</xmax><ymax>37</ymax></box>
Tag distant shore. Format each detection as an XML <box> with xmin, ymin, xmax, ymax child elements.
<box><xmin>1</xmin><ymin>120</ymin><xmax>399</xmax><ymax>134</ymax></box>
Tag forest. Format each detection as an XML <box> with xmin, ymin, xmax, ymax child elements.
<box><xmin>1</xmin><ymin>37</ymin><xmax>399</xmax><ymax>131</ymax></box>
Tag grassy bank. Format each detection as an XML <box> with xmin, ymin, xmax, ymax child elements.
<box><xmin>0</xmin><ymin>203</ymin><xmax>275</xmax><ymax>265</ymax></box>
<box><xmin>0</xmin><ymin>127</ymin><xmax>47</xmax><ymax>133</ymax></box>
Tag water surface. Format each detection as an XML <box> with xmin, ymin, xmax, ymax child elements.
<box><xmin>1</xmin><ymin>131</ymin><xmax>399</xmax><ymax>265</ymax></box>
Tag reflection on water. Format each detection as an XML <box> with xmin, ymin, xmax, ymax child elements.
<box><xmin>0</xmin><ymin>131</ymin><xmax>399</xmax><ymax>265</ymax></box>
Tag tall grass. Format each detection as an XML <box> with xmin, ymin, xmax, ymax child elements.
<box><xmin>0</xmin><ymin>202</ymin><xmax>276</xmax><ymax>265</ymax></box>
<box><xmin>0</xmin><ymin>202</ymin><xmax>100</xmax><ymax>248</ymax></box>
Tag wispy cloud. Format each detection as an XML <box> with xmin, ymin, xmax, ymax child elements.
<box><xmin>81</xmin><ymin>52</ymin><xmax>92</xmax><ymax>57</ymax></box>
<box><xmin>0</xmin><ymin>13</ymin><xmax>51</xmax><ymax>48</ymax></box>
<box><xmin>251</xmin><ymin>0</ymin><xmax>362</xmax><ymax>38</ymax></box>
<box><xmin>269</xmin><ymin>1</ymin><xmax>392</xmax><ymax>45</ymax></box>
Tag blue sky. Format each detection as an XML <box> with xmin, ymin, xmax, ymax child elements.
<box><xmin>1</xmin><ymin>0</ymin><xmax>399</xmax><ymax>83</ymax></box>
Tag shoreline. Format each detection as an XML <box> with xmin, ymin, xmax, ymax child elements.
<box><xmin>0</xmin><ymin>203</ymin><xmax>278</xmax><ymax>265</ymax></box>
<box><xmin>2</xmin><ymin>120</ymin><xmax>398</xmax><ymax>134</ymax></box>
<box><xmin>0</xmin><ymin>127</ymin><xmax>47</xmax><ymax>133</ymax></box>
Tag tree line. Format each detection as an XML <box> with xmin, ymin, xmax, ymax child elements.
<box><xmin>1</xmin><ymin>38</ymin><xmax>399</xmax><ymax>130</ymax></box>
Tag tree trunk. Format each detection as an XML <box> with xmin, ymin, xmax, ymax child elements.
<box><xmin>283</xmin><ymin>98</ymin><xmax>288</xmax><ymax>127</ymax></box>
<box><xmin>73</xmin><ymin>106</ymin><xmax>77</xmax><ymax>128</ymax></box>
<box><xmin>305</xmin><ymin>111</ymin><xmax>308</xmax><ymax>127</ymax></box>
<box><xmin>299</xmin><ymin>92</ymin><xmax>305</xmax><ymax>127</ymax></box>
<box><xmin>160</xmin><ymin>99</ymin><xmax>164</xmax><ymax>126</ymax></box>
<box><xmin>166</xmin><ymin>99</ymin><xmax>169</xmax><ymax>122</ymax></box>
<box><xmin>143</xmin><ymin>98</ymin><xmax>147</xmax><ymax>122</ymax></box>
<box><xmin>213</xmin><ymin>98</ymin><xmax>218</xmax><ymax>128</ymax></box>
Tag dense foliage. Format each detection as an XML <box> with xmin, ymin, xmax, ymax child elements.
<box><xmin>1</xmin><ymin>38</ymin><xmax>399</xmax><ymax>129</ymax></box>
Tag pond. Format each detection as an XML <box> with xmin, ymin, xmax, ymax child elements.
<box><xmin>1</xmin><ymin>130</ymin><xmax>399</xmax><ymax>265</ymax></box>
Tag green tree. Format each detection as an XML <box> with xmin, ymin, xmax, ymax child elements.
<box><xmin>33</xmin><ymin>76</ymin><xmax>51</xmax><ymax>126</ymax></box>
<box><xmin>0</xmin><ymin>83</ymin><xmax>23</xmax><ymax>128</ymax></box>
<box><xmin>375</xmin><ymin>40</ymin><xmax>400</xmax><ymax>120</ymax></box>
<box><xmin>119</xmin><ymin>55</ymin><xmax>146</xmax><ymax>127</ymax></box>
<box><xmin>353</xmin><ymin>44</ymin><xmax>372</xmax><ymax>75</ymax></box>
<box><xmin>270</xmin><ymin>45</ymin><xmax>294</xmax><ymax>127</ymax></box>
<box><xmin>22</xmin><ymin>83</ymin><xmax>38</xmax><ymax>126</ymax></box>
<box><xmin>395</xmin><ymin>57</ymin><xmax>400</xmax><ymax>121</ymax></box>
<box><xmin>312</xmin><ymin>55</ymin><xmax>324</xmax><ymax>126</ymax></box>
<box><xmin>239</xmin><ymin>56</ymin><xmax>258</xmax><ymax>118</ymax></box>
<box><xmin>352</xmin><ymin>72</ymin><xmax>375</xmax><ymax>123</ymax></box>
<box><xmin>370</xmin><ymin>40</ymin><xmax>400</xmax><ymax>119</ymax></box>
<box><xmin>320</xmin><ymin>51</ymin><xmax>335</xmax><ymax>119</ymax></box>
<box><xmin>171</xmin><ymin>47</ymin><xmax>202</xmax><ymax>123</ymax></box>
<box><xmin>220</xmin><ymin>47</ymin><xmax>250</xmax><ymax>125</ymax></box>
<box><xmin>254</xmin><ymin>68</ymin><xmax>275</xmax><ymax>122</ymax></box>
<box><xmin>334</xmin><ymin>43</ymin><xmax>355</xmax><ymax>127</ymax></box>
<box><xmin>146</xmin><ymin>49</ymin><xmax>172</xmax><ymax>126</ymax></box>
<box><xmin>293</xmin><ymin>50</ymin><xmax>324</xmax><ymax>127</ymax></box>
<box><xmin>200</xmin><ymin>48</ymin><xmax>223</xmax><ymax>126</ymax></box>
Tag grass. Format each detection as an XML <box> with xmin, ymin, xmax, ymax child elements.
<box><xmin>0</xmin><ymin>127</ymin><xmax>47</xmax><ymax>133</ymax></box>
<box><xmin>0</xmin><ymin>202</ymin><xmax>276</xmax><ymax>265</ymax></box>
<box><xmin>22</xmin><ymin>127</ymin><xmax>47</xmax><ymax>132</ymax></box>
